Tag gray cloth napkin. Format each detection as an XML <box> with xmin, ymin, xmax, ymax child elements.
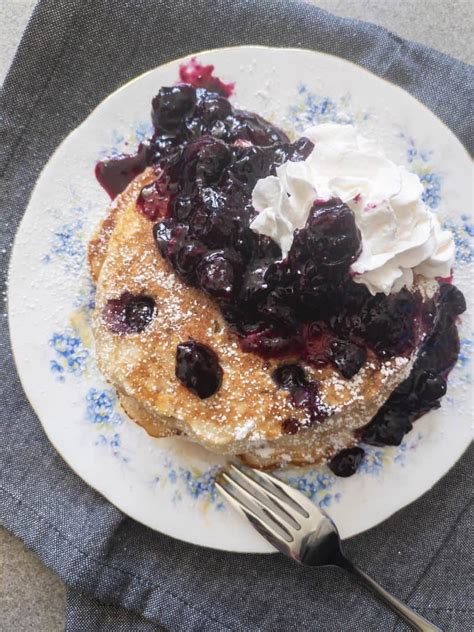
<box><xmin>1</xmin><ymin>1</ymin><xmax>473</xmax><ymax>630</ymax></box>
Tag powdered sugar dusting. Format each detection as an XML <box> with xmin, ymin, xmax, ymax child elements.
<box><xmin>90</xmin><ymin>172</ymin><xmax>421</xmax><ymax>468</ymax></box>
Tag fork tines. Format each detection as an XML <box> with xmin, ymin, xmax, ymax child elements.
<box><xmin>215</xmin><ymin>463</ymin><xmax>317</xmax><ymax>545</ymax></box>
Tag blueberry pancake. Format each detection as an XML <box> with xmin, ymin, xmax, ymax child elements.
<box><xmin>89</xmin><ymin>84</ymin><xmax>465</xmax><ymax>475</ymax></box>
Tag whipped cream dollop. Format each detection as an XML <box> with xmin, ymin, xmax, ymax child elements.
<box><xmin>250</xmin><ymin>123</ymin><xmax>455</xmax><ymax>295</ymax></box>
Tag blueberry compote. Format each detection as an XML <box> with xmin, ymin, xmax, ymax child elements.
<box><xmin>360</xmin><ymin>283</ymin><xmax>466</xmax><ymax>447</ymax></box>
<box><xmin>96</xmin><ymin>84</ymin><xmax>466</xmax><ymax>473</ymax></box>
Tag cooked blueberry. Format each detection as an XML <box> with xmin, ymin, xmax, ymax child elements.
<box><xmin>229</xmin><ymin>111</ymin><xmax>289</xmax><ymax>145</ymax></box>
<box><xmin>198</xmin><ymin>251</ymin><xmax>238</xmax><ymax>299</ymax></box>
<box><xmin>189</xmin><ymin>203</ymin><xmax>210</xmax><ymax>236</ymax></box>
<box><xmin>137</xmin><ymin>177</ymin><xmax>170</xmax><ymax>220</ymax></box>
<box><xmin>306</xmin><ymin>199</ymin><xmax>361</xmax><ymax>267</ymax></box>
<box><xmin>286</xmin><ymin>230</ymin><xmax>306</xmax><ymax>271</ymax></box>
<box><xmin>233</xmin><ymin>226</ymin><xmax>257</xmax><ymax>261</ymax></box>
<box><xmin>291</xmin><ymin>382</ymin><xmax>328</xmax><ymax>424</ymax></box>
<box><xmin>290</xmin><ymin>136</ymin><xmax>314</xmax><ymax>160</ymax></box>
<box><xmin>298</xmin><ymin>260</ymin><xmax>323</xmax><ymax>290</ymax></box>
<box><xmin>196</xmin><ymin>94</ymin><xmax>232</xmax><ymax>123</ymax></box>
<box><xmin>173</xmin><ymin>194</ymin><xmax>194</xmax><ymax>221</ymax></box>
<box><xmin>175</xmin><ymin>340</ymin><xmax>223</xmax><ymax>399</ymax></box>
<box><xmin>438</xmin><ymin>283</ymin><xmax>466</xmax><ymax>315</ymax></box>
<box><xmin>151</xmin><ymin>85</ymin><xmax>197</xmax><ymax>131</ymax></box>
<box><xmin>103</xmin><ymin>293</ymin><xmax>155</xmax><ymax>334</ymax></box>
<box><xmin>125</xmin><ymin>296</ymin><xmax>155</xmax><ymax>332</ymax></box>
<box><xmin>195</xmin><ymin>140</ymin><xmax>231</xmax><ymax>186</ymax></box>
<box><xmin>291</xmin><ymin>385</ymin><xmax>311</xmax><ymax>408</ymax></box>
<box><xmin>165</xmin><ymin>224</ymin><xmax>189</xmax><ymax>261</ymax></box>
<box><xmin>102</xmin><ymin>297</ymin><xmax>128</xmax><ymax>334</ymax></box>
<box><xmin>418</xmin><ymin>322</ymin><xmax>460</xmax><ymax>373</ymax></box>
<box><xmin>328</xmin><ymin>447</ymin><xmax>364</xmax><ymax>477</ymax></box>
<box><xmin>362</xmin><ymin>287</ymin><xmax>461</xmax><ymax>447</ymax></box>
<box><xmin>361</xmin><ymin>289</ymin><xmax>417</xmax><ymax>357</ymax></box>
<box><xmin>174</xmin><ymin>242</ymin><xmax>207</xmax><ymax>282</ymax></box>
<box><xmin>197</xmin><ymin>207</ymin><xmax>236</xmax><ymax>247</ymax></box>
<box><xmin>231</xmin><ymin>145</ymin><xmax>280</xmax><ymax>189</ymax></box>
<box><xmin>259</xmin><ymin>289</ymin><xmax>297</xmax><ymax>330</ymax></box>
<box><xmin>414</xmin><ymin>370</ymin><xmax>447</xmax><ymax>402</ymax></box>
<box><xmin>153</xmin><ymin>219</ymin><xmax>174</xmax><ymax>256</ymax></box>
<box><xmin>199</xmin><ymin>184</ymin><xmax>228</xmax><ymax>213</ymax></box>
<box><xmin>264</xmin><ymin>261</ymin><xmax>294</xmax><ymax>288</ymax></box>
<box><xmin>329</xmin><ymin>339</ymin><xmax>367</xmax><ymax>379</ymax></box>
<box><xmin>281</xmin><ymin>417</ymin><xmax>302</xmax><ymax>435</ymax></box>
<box><xmin>176</xmin><ymin>137</ymin><xmax>216</xmax><ymax>183</ymax></box>
<box><xmin>362</xmin><ymin>407</ymin><xmax>412</xmax><ymax>446</ymax></box>
<box><xmin>272</xmin><ymin>364</ymin><xmax>307</xmax><ymax>390</ymax></box>
<box><xmin>150</xmin><ymin>135</ymin><xmax>180</xmax><ymax>162</ymax></box>
<box><xmin>240</xmin><ymin>261</ymin><xmax>270</xmax><ymax>304</ymax></box>
<box><xmin>184</xmin><ymin>117</ymin><xmax>207</xmax><ymax>140</ymax></box>
<box><xmin>303</xmin><ymin>323</ymin><xmax>332</xmax><ymax>368</ymax></box>
<box><xmin>209</xmin><ymin>120</ymin><xmax>229</xmax><ymax>138</ymax></box>
<box><xmin>255</xmin><ymin>235</ymin><xmax>282</xmax><ymax>259</ymax></box>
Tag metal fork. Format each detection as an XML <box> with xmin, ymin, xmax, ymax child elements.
<box><xmin>216</xmin><ymin>464</ymin><xmax>441</xmax><ymax>632</ymax></box>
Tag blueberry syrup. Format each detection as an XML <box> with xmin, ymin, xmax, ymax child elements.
<box><xmin>179</xmin><ymin>58</ymin><xmax>235</xmax><ymax>97</ymax></box>
<box><xmin>95</xmin><ymin>84</ymin><xmax>466</xmax><ymax>468</ymax></box>
<box><xmin>103</xmin><ymin>293</ymin><xmax>156</xmax><ymax>334</ymax></box>
<box><xmin>95</xmin><ymin>143</ymin><xmax>149</xmax><ymax>199</ymax></box>
<box><xmin>359</xmin><ymin>283</ymin><xmax>466</xmax><ymax>447</ymax></box>
<box><xmin>175</xmin><ymin>340</ymin><xmax>223</xmax><ymax>399</ymax></box>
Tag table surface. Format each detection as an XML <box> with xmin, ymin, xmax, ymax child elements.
<box><xmin>1</xmin><ymin>0</ymin><xmax>472</xmax><ymax>629</ymax></box>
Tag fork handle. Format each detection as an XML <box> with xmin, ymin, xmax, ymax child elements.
<box><xmin>337</xmin><ymin>556</ymin><xmax>442</xmax><ymax>632</ymax></box>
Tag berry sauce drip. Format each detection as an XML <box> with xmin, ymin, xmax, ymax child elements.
<box><xmin>102</xmin><ymin>293</ymin><xmax>156</xmax><ymax>334</ymax></box>
<box><xmin>178</xmin><ymin>58</ymin><xmax>235</xmax><ymax>97</ymax></box>
<box><xmin>360</xmin><ymin>283</ymin><xmax>466</xmax><ymax>447</ymax></box>
<box><xmin>95</xmin><ymin>144</ymin><xmax>149</xmax><ymax>199</ymax></box>
<box><xmin>176</xmin><ymin>340</ymin><xmax>223</xmax><ymax>399</ymax></box>
<box><xmin>95</xmin><ymin>84</ymin><xmax>465</xmax><ymax>460</ymax></box>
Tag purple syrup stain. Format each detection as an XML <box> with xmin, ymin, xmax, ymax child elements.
<box><xmin>179</xmin><ymin>57</ymin><xmax>235</xmax><ymax>97</ymax></box>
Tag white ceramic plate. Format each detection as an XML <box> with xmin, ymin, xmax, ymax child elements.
<box><xmin>9</xmin><ymin>47</ymin><xmax>473</xmax><ymax>553</ymax></box>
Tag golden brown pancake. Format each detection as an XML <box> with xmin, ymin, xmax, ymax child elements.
<box><xmin>88</xmin><ymin>170</ymin><xmax>429</xmax><ymax>468</ymax></box>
